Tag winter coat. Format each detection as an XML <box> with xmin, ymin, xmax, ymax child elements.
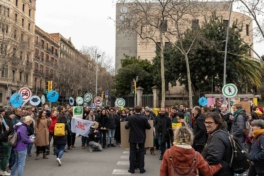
<box><xmin>35</xmin><ymin>118</ymin><xmax>50</xmax><ymax>146</ymax></box>
<box><xmin>98</xmin><ymin>115</ymin><xmax>108</xmax><ymax>128</ymax></box>
<box><xmin>231</xmin><ymin>112</ymin><xmax>248</xmax><ymax>143</ymax></box>
<box><xmin>249</xmin><ymin>129</ymin><xmax>264</xmax><ymax>174</ymax></box>
<box><xmin>160</xmin><ymin>145</ymin><xmax>222</xmax><ymax>176</ymax></box>
<box><xmin>88</xmin><ymin>127</ymin><xmax>100</xmax><ymax>143</ymax></box>
<box><xmin>107</xmin><ymin>114</ymin><xmax>117</xmax><ymax>130</ymax></box>
<box><xmin>48</xmin><ymin>115</ymin><xmax>58</xmax><ymax>133</ymax></box>
<box><xmin>12</xmin><ymin>115</ymin><xmax>21</xmax><ymax>126</ymax></box>
<box><xmin>202</xmin><ymin>128</ymin><xmax>233</xmax><ymax>176</ymax></box>
<box><xmin>53</xmin><ymin>114</ymin><xmax>70</xmax><ymax>145</ymax></box>
<box><xmin>13</xmin><ymin>122</ymin><xmax>32</xmax><ymax>151</ymax></box>
<box><xmin>193</xmin><ymin>113</ymin><xmax>207</xmax><ymax>145</ymax></box>
<box><xmin>120</xmin><ymin>115</ymin><xmax>127</xmax><ymax>122</ymax></box>
<box><xmin>154</xmin><ymin>114</ymin><xmax>172</xmax><ymax>143</ymax></box>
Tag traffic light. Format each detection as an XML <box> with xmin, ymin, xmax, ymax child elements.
<box><xmin>101</xmin><ymin>91</ymin><xmax>105</xmax><ymax>99</ymax></box>
<box><xmin>48</xmin><ymin>81</ymin><xmax>53</xmax><ymax>91</ymax></box>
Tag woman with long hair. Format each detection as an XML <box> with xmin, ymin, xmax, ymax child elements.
<box><xmin>35</xmin><ymin>111</ymin><xmax>51</xmax><ymax>160</ymax></box>
<box><xmin>97</xmin><ymin>109</ymin><xmax>108</xmax><ymax>148</ymax></box>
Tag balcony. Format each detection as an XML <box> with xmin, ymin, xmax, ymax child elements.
<box><xmin>35</xmin><ymin>56</ymin><xmax>40</xmax><ymax>60</ymax></box>
<box><xmin>24</xmin><ymin>61</ymin><xmax>33</xmax><ymax>70</ymax></box>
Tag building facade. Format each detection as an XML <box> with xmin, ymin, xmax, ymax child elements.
<box><xmin>0</xmin><ymin>0</ymin><xmax>36</xmax><ymax>106</ymax></box>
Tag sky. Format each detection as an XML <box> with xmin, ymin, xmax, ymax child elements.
<box><xmin>36</xmin><ymin>0</ymin><xmax>263</xmax><ymax>66</ymax></box>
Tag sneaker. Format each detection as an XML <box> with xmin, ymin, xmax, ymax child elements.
<box><xmin>88</xmin><ymin>147</ymin><xmax>93</xmax><ymax>152</ymax></box>
<box><xmin>111</xmin><ymin>144</ymin><xmax>116</xmax><ymax>147</ymax></box>
<box><xmin>2</xmin><ymin>171</ymin><xmax>10</xmax><ymax>176</ymax></box>
<box><xmin>56</xmin><ymin>158</ymin><xmax>62</xmax><ymax>166</ymax></box>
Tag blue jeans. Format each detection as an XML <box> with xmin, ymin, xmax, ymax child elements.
<box><xmin>56</xmin><ymin>145</ymin><xmax>66</xmax><ymax>159</ymax></box>
<box><xmin>10</xmin><ymin>150</ymin><xmax>27</xmax><ymax>176</ymax></box>
<box><xmin>158</xmin><ymin>133</ymin><xmax>166</xmax><ymax>156</ymax></box>
<box><xmin>9</xmin><ymin>149</ymin><xmax>16</xmax><ymax>168</ymax></box>
<box><xmin>108</xmin><ymin>129</ymin><xmax>115</xmax><ymax>145</ymax></box>
<box><xmin>27</xmin><ymin>143</ymin><xmax>33</xmax><ymax>155</ymax></box>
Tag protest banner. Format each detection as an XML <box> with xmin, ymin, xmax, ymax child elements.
<box><xmin>71</xmin><ymin>117</ymin><xmax>93</xmax><ymax>136</ymax></box>
<box><xmin>120</xmin><ymin>121</ymin><xmax>153</xmax><ymax>149</ymax></box>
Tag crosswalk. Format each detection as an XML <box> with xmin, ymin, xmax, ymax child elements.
<box><xmin>112</xmin><ymin>148</ymin><xmax>131</xmax><ymax>175</ymax></box>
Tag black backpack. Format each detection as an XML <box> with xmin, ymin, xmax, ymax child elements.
<box><xmin>228</xmin><ymin>135</ymin><xmax>251</xmax><ymax>173</ymax></box>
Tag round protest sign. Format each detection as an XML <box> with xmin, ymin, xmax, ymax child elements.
<box><xmin>10</xmin><ymin>93</ymin><xmax>23</xmax><ymax>108</ymax></box>
<box><xmin>69</xmin><ymin>97</ymin><xmax>74</xmax><ymax>106</ymax></box>
<box><xmin>18</xmin><ymin>87</ymin><xmax>32</xmax><ymax>102</ymax></box>
<box><xmin>84</xmin><ymin>93</ymin><xmax>92</xmax><ymax>102</ymax></box>
<box><xmin>47</xmin><ymin>90</ymin><xmax>59</xmax><ymax>103</ymax></box>
<box><xmin>115</xmin><ymin>98</ymin><xmax>126</xmax><ymax>107</ymax></box>
<box><xmin>30</xmin><ymin>95</ymin><xmax>41</xmax><ymax>106</ymax></box>
<box><xmin>94</xmin><ymin>96</ymin><xmax>102</xmax><ymax>106</ymax></box>
<box><xmin>222</xmin><ymin>83</ymin><xmax>238</xmax><ymax>98</ymax></box>
<box><xmin>198</xmin><ymin>97</ymin><xmax>208</xmax><ymax>107</ymax></box>
<box><xmin>76</xmin><ymin>97</ymin><xmax>84</xmax><ymax>105</ymax></box>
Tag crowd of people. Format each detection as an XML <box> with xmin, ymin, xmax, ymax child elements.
<box><xmin>0</xmin><ymin>102</ymin><xmax>263</xmax><ymax>176</ymax></box>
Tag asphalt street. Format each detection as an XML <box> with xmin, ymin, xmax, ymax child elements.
<box><xmin>23</xmin><ymin>137</ymin><xmax>162</xmax><ymax>176</ymax></box>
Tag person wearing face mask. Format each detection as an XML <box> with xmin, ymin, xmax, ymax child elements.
<box><xmin>154</xmin><ymin>108</ymin><xmax>172</xmax><ymax>160</ymax></box>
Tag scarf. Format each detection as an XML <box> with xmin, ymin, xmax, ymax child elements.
<box><xmin>233</xmin><ymin>109</ymin><xmax>245</xmax><ymax>121</ymax></box>
<box><xmin>252</xmin><ymin>129</ymin><xmax>264</xmax><ymax>138</ymax></box>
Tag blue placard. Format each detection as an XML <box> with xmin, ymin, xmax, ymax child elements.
<box><xmin>10</xmin><ymin>93</ymin><xmax>23</xmax><ymax>108</ymax></box>
<box><xmin>198</xmin><ymin>96</ymin><xmax>208</xmax><ymax>107</ymax></box>
<box><xmin>105</xmin><ymin>91</ymin><xmax>109</xmax><ymax>95</ymax></box>
<box><xmin>46</xmin><ymin>90</ymin><xmax>59</xmax><ymax>103</ymax></box>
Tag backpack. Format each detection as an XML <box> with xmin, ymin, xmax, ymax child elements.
<box><xmin>8</xmin><ymin>131</ymin><xmax>18</xmax><ymax>147</ymax></box>
<box><xmin>169</xmin><ymin>149</ymin><xmax>197</xmax><ymax>176</ymax></box>
<box><xmin>228</xmin><ymin>134</ymin><xmax>251</xmax><ymax>173</ymax></box>
<box><xmin>54</xmin><ymin>123</ymin><xmax>66</xmax><ymax>137</ymax></box>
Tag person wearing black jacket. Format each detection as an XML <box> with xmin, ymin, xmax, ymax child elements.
<box><xmin>220</xmin><ymin>104</ymin><xmax>232</xmax><ymax>132</ymax></box>
<box><xmin>154</xmin><ymin>108</ymin><xmax>172</xmax><ymax>160</ymax></box>
<box><xmin>193</xmin><ymin>106</ymin><xmax>207</xmax><ymax>153</ymax></box>
<box><xmin>202</xmin><ymin>112</ymin><xmax>234</xmax><ymax>176</ymax></box>
<box><xmin>54</xmin><ymin>106</ymin><xmax>70</xmax><ymax>166</ymax></box>
<box><xmin>107</xmin><ymin>109</ymin><xmax>118</xmax><ymax>147</ymax></box>
<box><xmin>97</xmin><ymin>109</ymin><xmax>108</xmax><ymax>148</ymax></box>
<box><xmin>125</xmin><ymin>106</ymin><xmax>151</xmax><ymax>174</ymax></box>
<box><xmin>88</xmin><ymin>122</ymin><xmax>102</xmax><ymax>152</ymax></box>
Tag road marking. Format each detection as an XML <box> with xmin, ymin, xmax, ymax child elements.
<box><xmin>112</xmin><ymin>169</ymin><xmax>131</xmax><ymax>175</ymax></box>
<box><xmin>117</xmin><ymin>161</ymin><xmax>129</xmax><ymax>165</ymax></box>
<box><xmin>123</xmin><ymin>151</ymin><xmax>129</xmax><ymax>154</ymax></box>
<box><xmin>120</xmin><ymin>155</ymin><xmax>129</xmax><ymax>159</ymax></box>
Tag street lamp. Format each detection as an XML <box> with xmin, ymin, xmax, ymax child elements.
<box><xmin>95</xmin><ymin>51</ymin><xmax>101</xmax><ymax>96</ymax></box>
<box><xmin>223</xmin><ymin>0</ymin><xmax>234</xmax><ymax>104</ymax></box>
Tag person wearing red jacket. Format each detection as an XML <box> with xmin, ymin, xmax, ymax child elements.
<box><xmin>47</xmin><ymin>108</ymin><xmax>58</xmax><ymax>155</ymax></box>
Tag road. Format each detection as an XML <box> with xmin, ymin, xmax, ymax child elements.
<box><xmin>23</xmin><ymin>137</ymin><xmax>162</xmax><ymax>176</ymax></box>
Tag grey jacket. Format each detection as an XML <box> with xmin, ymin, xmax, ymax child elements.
<box><xmin>231</xmin><ymin>114</ymin><xmax>246</xmax><ymax>143</ymax></box>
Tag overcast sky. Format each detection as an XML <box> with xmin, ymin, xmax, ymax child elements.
<box><xmin>36</xmin><ymin>0</ymin><xmax>263</xmax><ymax>65</ymax></box>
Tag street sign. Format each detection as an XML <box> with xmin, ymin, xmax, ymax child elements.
<box><xmin>76</xmin><ymin>97</ymin><xmax>84</xmax><ymax>105</ymax></box>
<box><xmin>47</xmin><ymin>90</ymin><xmax>59</xmax><ymax>103</ymax></box>
<box><xmin>30</xmin><ymin>95</ymin><xmax>41</xmax><ymax>106</ymax></box>
<box><xmin>69</xmin><ymin>97</ymin><xmax>74</xmax><ymax>106</ymax></box>
<box><xmin>105</xmin><ymin>91</ymin><xmax>109</xmax><ymax>95</ymax></box>
<box><xmin>6</xmin><ymin>96</ymin><xmax>10</xmax><ymax>100</ymax></box>
<box><xmin>198</xmin><ymin>96</ymin><xmax>208</xmax><ymax>107</ymax></box>
<box><xmin>18</xmin><ymin>87</ymin><xmax>32</xmax><ymax>102</ymax></box>
<box><xmin>222</xmin><ymin>83</ymin><xmax>238</xmax><ymax>98</ymax></box>
<box><xmin>10</xmin><ymin>93</ymin><xmax>23</xmax><ymax>108</ymax></box>
<box><xmin>41</xmin><ymin>95</ymin><xmax>45</xmax><ymax>104</ymax></box>
<box><xmin>94</xmin><ymin>96</ymin><xmax>103</xmax><ymax>106</ymax></box>
<box><xmin>84</xmin><ymin>93</ymin><xmax>92</xmax><ymax>102</ymax></box>
<box><xmin>115</xmin><ymin>98</ymin><xmax>126</xmax><ymax>107</ymax></box>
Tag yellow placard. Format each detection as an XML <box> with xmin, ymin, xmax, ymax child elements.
<box><xmin>172</xmin><ymin>123</ymin><xmax>182</xmax><ymax>129</ymax></box>
<box><xmin>254</xmin><ymin>98</ymin><xmax>258</xmax><ymax>106</ymax></box>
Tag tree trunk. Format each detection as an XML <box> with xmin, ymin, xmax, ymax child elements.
<box><xmin>160</xmin><ymin>32</ymin><xmax>165</xmax><ymax>108</ymax></box>
<box><xmin>185</xmin><ymin>54</ymin><xmax>193</xmax><ymax>108</ymax></box>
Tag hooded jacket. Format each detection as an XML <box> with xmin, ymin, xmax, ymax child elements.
<box><xmin>48</xmin><ymin>115</ymin><xmax>58</xmax><ymax>133</ymax></box>
<box><xmin>160</xmin><ymin>145</ymin><xmax>222</xmax><ymax>176</ymax></box>
<box><xmin>13</xmin><ymin>122</ymin><xmax>32</xmax><ymax>151</ymax></box>
<box><xmin>231</xmin><ymin>109</ymin><xmax>248</xmax><ymax>143</ymax></box>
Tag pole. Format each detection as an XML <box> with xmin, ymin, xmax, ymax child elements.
<box><xmin>134</xmin><ymin>81</ymin><xmax>136</xmax><ymax>107</ymax></box>
<box><xmin>95</xmin><ymin>49</ymin><xmax>98</xmax><ymax>96</ymax></box>
<box><xmin>223</xmin><ymin>0</ymin><xmax>233</xmax><ymax>104</ymax></box>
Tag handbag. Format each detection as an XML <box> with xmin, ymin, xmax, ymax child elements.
<box><xmin>8</xmin><ymin>131</ymin><xmax>18</xmax><ymax>147</ymax></box>
<box><xmin>169</xmin><ymin>149</ymin><xmax>197</xmax><ymax>176</ymax></box>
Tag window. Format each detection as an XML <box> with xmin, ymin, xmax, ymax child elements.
<box><xmin>19</xmin><ymin>71</ymin><xmax>22</xmax><ymax>81</ymax></box>
<box><xmin>46</xmin><ymin>43</ymin><xmax>49</xmax><ymax>50</ymax></box>
<box><xmin>7</xmin><ymin>8</ymin><xmax>9</xmax><ymax>17</ymax></box>
<box><xmin>22</xmin><ymin>18</ymin><xmax>24</xmax><ymax>27</ymax></box>
<box><xmin>1</xmin><ymin>66</ymin><xmax>8</xmax><ymax>78</ymax></box>
<box><xmin>27</xmin><ymin>53</ymin><xmax>30</xmax><ymax>61</ymax></box>
<box><xmin>12</xmin><ymin>70</ymin><xmax>15</xmax><ymax>81</ymax></box>
<box><xmin>15</xmin><ymin>13</ymin><xmax>18</xmax><ymax>22</ymax></box>
<box><xmin>20</xmin><ymin>51</ymin><xmax>23</xmax><ymax>60</ymax></box>
<box><xmin>28</xmin><ymin>23</ymin><xmax>30</xmax><ymax>31</ymax></box>
<box><xmin>246</xmin><ymin>24</ymin><xmax>249</xmax><ymax>36</ymax></box>
<box><xmin>0</xmin><ymin>93</ymin><xmax>2</xmax><ymax>103</ymax></box>
<box><xmin>14</xmin><ymin>29</ymin><xmax>17</xmax><ymax>39</ymax></box>
<box><xmin>29</xmin><ymin>9</ymin><xmax>31</xmax><ymax>17</ymax></box>
<box><xmin>16</xmin><ymin>0</ymin><xmax>18</xmax><ymax>6</ymax></box>
<box><xmin>13</xmin><ymin>48</ymin><xmax>16</xmax><ymax>57</ymax></box>
<box><xmin>160</xmin><ymin>20</ymin><xmax>167</xmax><ymax>32</ymax></box>
<box><xmin>41</xmin><ymin>40</ymin><xmax>44</xmax><ymax>48</ymax></box>
<box><xmin>22</xmin><ymin>4</ymin><xmax>25</xmax><ymax>12</ymax></box>
<box><xmin>25</xmin><ymin>74</ymin><xmax>28</xmax><ymax>83</ymax></box>
<box><xmin>36</xmin><ymin>36</ymin><xmax>38</xmax><ymax>43</ymax></box>
<box><xmin>21</xmin><ymin>33</ymin><xmax>24</xmax><ymax>41</ymax></box>
<box><xmin>192</xmin><ymin>19</ymin><xmax>199</xmax><ymax>30</ymax></box>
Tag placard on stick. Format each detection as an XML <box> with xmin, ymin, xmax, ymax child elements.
<box><xmin>120</xmin><ymin>121</ymin><xmax>153</xmax><ymax>149</ymax></box>
<box><xmin>239</xmin><ymin>102</ymin><xmax>251</xmax><ymax>115</ymax></box>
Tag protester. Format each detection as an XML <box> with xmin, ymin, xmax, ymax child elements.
<box><xmin>107</xmin><ymin>108</ymin><xmax>117</xmax><ymax>147</ymax></box>
<box><xmin>202</xmin><ymin>112</ymin><xmax>234</xmax><ymax>176</ymax></box>
<box><xmin>125</xmin><ymin>106</ymin><xmax>151</xmax><ymax>174</ymax></box>
<box><xmin>248</xmin><ymin>119</ymin><xmax>264</xmax><ymax>176</ymax></box>
<box><xmin>54</xmin><ymin>106</ymin><xmax>69</xmax><ymax>166</ymax></box>
<box><xmin>88</xmin><ymin>122</ymin><xmax>102</xmax><ymax>152</ymax></box>
<box><xmin>155</xmin><ymin>108</ymin><xmax>172</xmax><ymax>160</ymax></box>
<box><xmin>98</xmin><ymin>109</ymin><xmax>108</xmax><ymax>148</ymax></box>
<box><xmin>10</xmin><ymin>116</ymin><xmax>35</xmax><ymax>176</ymax></box>
<box><xmin>159</xmin><ymin>126</ymin><xmax>222</xmax><ymax>176</ymax></box>
<box><xmin>220</xmin><ymin>104</ymin><xmax>232</xmax><ymax>132</ymax></box>
<box><xmin>34</xmin><ymin>111</ymin><xmax>51</xmax><ymax>160</ymax></box>
<box><xmin>48</xmin><ymin>108</ymin><xmax>58</xmax><ymax>155</ymax></box>
<box><xmin>193</xmin><ymin>106</ymin><xmax>207</xmax><ymax>153</ymax></box>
